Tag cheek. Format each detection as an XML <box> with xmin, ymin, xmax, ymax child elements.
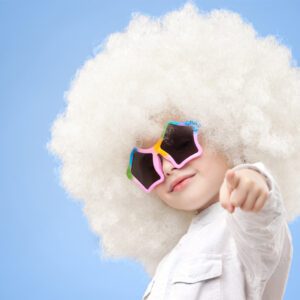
<box><xmin>152</xmin><ymin>184</ymin><xmax>167</xmax><ymax>199</ymax></box>
<box><xmin>186</xmin><ymin>153</ymin><xmax>205</xmax><ymax>170</ymax></box>
<box><xmin>152</xmin><ymin>184</ymin><xmax>174</xmax><ymax>206</ymax></box>
<box><xmin>189</xmin><ymin>169</ymin><xmax>220</xmax><ymax>196</ymax></box>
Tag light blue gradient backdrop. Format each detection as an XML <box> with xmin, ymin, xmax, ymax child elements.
<box><xmin>0</xmin><ymin>1</ymin><xmax>299</xmax><ymax>299</ymax></box>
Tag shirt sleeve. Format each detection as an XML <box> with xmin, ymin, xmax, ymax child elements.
<box><xmin>225</xmin><ymin>161</ymin><xmax>288</xmax><ymax>283</ymax></box>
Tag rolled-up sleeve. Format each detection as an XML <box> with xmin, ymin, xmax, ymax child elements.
<box><xmin>226</xmin><ymin>162</ymin><xmax>287</xmax><ymax>283</ymax></box>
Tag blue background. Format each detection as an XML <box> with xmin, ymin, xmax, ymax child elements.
<box><xmin>1</xmin><ymin>1</ymin><xmax>299</xmax><ymax>299</ymax></box>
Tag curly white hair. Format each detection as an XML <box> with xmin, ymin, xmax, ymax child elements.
<box><xmin>47</xmin><ymin>2</ymin><xmax>300</xmax><ymax>277</ymax></box>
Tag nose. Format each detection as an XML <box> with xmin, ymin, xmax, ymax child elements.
<box><xmin>159</xmin><ymin>154</ymin><xmax>177</xmax><ymax>176</ymax></box>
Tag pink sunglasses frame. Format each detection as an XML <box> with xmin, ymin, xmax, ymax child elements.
<box><xmin>126</xmin><ymin>120</ymin><xmax>203</xmax><ymax>193</ymax></box>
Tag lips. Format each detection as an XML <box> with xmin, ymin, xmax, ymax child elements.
<box><xmin>169</xmin><ymin>174</ymin><xmax>196</xmax><ymax>192</ymax></box>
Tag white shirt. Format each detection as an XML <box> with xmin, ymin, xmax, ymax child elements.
<box><xmin>142</xmin><ymin>162</ymin><xmax>293</xmax><ymax>300</ymax></box>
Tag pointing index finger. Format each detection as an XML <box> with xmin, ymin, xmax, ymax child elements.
<box><xmin>226</xmin><ymin>170</ymin><xmax>239</xmax><ymax>194</ymax></box>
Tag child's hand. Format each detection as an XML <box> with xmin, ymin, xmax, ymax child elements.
<box><xmin>219</xmin><ymin>168</ymin><xmax>270</xmax><ymax>214</ymax></box>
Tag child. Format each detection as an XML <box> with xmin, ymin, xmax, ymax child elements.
<box><xmin>134</xmin><ymin>117</ymin><xmax>292</xmax><ymax>300</ymax></box>
<box><xmin>47</xmin><ymin>2</ymin><xmax>299</xmax><ymax>300</ymax></box>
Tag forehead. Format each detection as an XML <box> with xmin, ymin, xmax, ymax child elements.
<box><xmin>139</xmin><ymin>135</ymin><xmax>161</xmax><ymax>148</ymax></box>
<box><xmin>138</xmin><ymin>122</ymin><xmax>174</xmax><ymax>147</ymax></box>
<box><xmin>137</xmin><ymin>121</ymin><xmax>167</xmax><ymax>148</ymax></box>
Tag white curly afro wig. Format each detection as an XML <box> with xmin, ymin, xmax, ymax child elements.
<box><xmin>47</xmin><ymin>2</ymin><xmax>300</xmax><ymax>277</ymax></box>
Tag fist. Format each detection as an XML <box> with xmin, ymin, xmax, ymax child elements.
<box><xmin>219</xmin><ymin>168</ymin><xmax>270</xmax><ymax>213</ymax></box>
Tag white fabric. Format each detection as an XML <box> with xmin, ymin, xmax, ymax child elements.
<box><xmin>142</xmin><ymin>162</ymin><xmax>293</xmax><ymax>300</ymax></box>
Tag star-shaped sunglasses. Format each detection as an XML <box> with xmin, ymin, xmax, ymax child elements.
<box><xmin>126</xmin><ymin>120</ymin><xmax>203</xmax><ymax>192</ymax></box>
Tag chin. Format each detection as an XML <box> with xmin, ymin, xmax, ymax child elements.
<box><xmin>173</xmin><ymin>198</ymin><xmax>205</xmax><ymax>212</ymax></box>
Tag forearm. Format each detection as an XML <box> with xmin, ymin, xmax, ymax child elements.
<box><xmin>225</xmin><ymin>162</ymin><xmax>287</xmax><ymax>280</ymax></box>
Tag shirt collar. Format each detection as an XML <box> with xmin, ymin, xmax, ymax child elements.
<box><xmin>187</xmin><ymin>201</ymin><xmax>225</xmax><ymax>232</ymax></box>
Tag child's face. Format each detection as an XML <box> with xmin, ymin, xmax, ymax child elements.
<box><xmin>150</xmin><ymin>133</ymin><xmax>233</xmax><ymax>214</ymax></box>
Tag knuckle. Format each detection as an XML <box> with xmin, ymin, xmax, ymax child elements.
<box><xmin>229</xmin><ymin>198</ymin><xmax>235</xmax><ymax>206</ymax></box>
<box><xmin>242</xmin><ymin>202</ymin><xmax>250</xmax><ymax>211</ymax></box>
<box><xmin>263</xmin><ymin>190</ymin><xmax>269</xmax><ymax>199</ymax></box>
<box><xmin>254</xmin><ymin>201</ymin><xmax>262</xmax><ymax>212</ymax></box>
<box><xmin>247</xmin><ymin>180</ymin><xmax>255</xmax><ymax>189</ymax></box>
<box><xmin>252</xmin><ymin>204</ymin><xmax>259</xmax><ymax>212</ymax></box>
<box><xmin>243</xmin><ymin>176</ymin><xmax>251</xmax><ymax>185</ymax></box>
<box><xmin>240</xmin><ymin>204</ymin><xmax>247</xmax><ymax>211</ymax></box>
<box><xmin>231</xmin><ymin>198</ymin><xmax>239</xmax><ymax>206</ymax></box>
<box><xmin>251</xmin><ymin>187</ymin><xmax>258</xmax><ymax>195</ymax></box>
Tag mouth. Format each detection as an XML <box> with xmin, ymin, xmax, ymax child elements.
<box><xmin>169</xmin><ymin>174</ymin><xmax>196</xmax><ymax>193</ymax></box>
